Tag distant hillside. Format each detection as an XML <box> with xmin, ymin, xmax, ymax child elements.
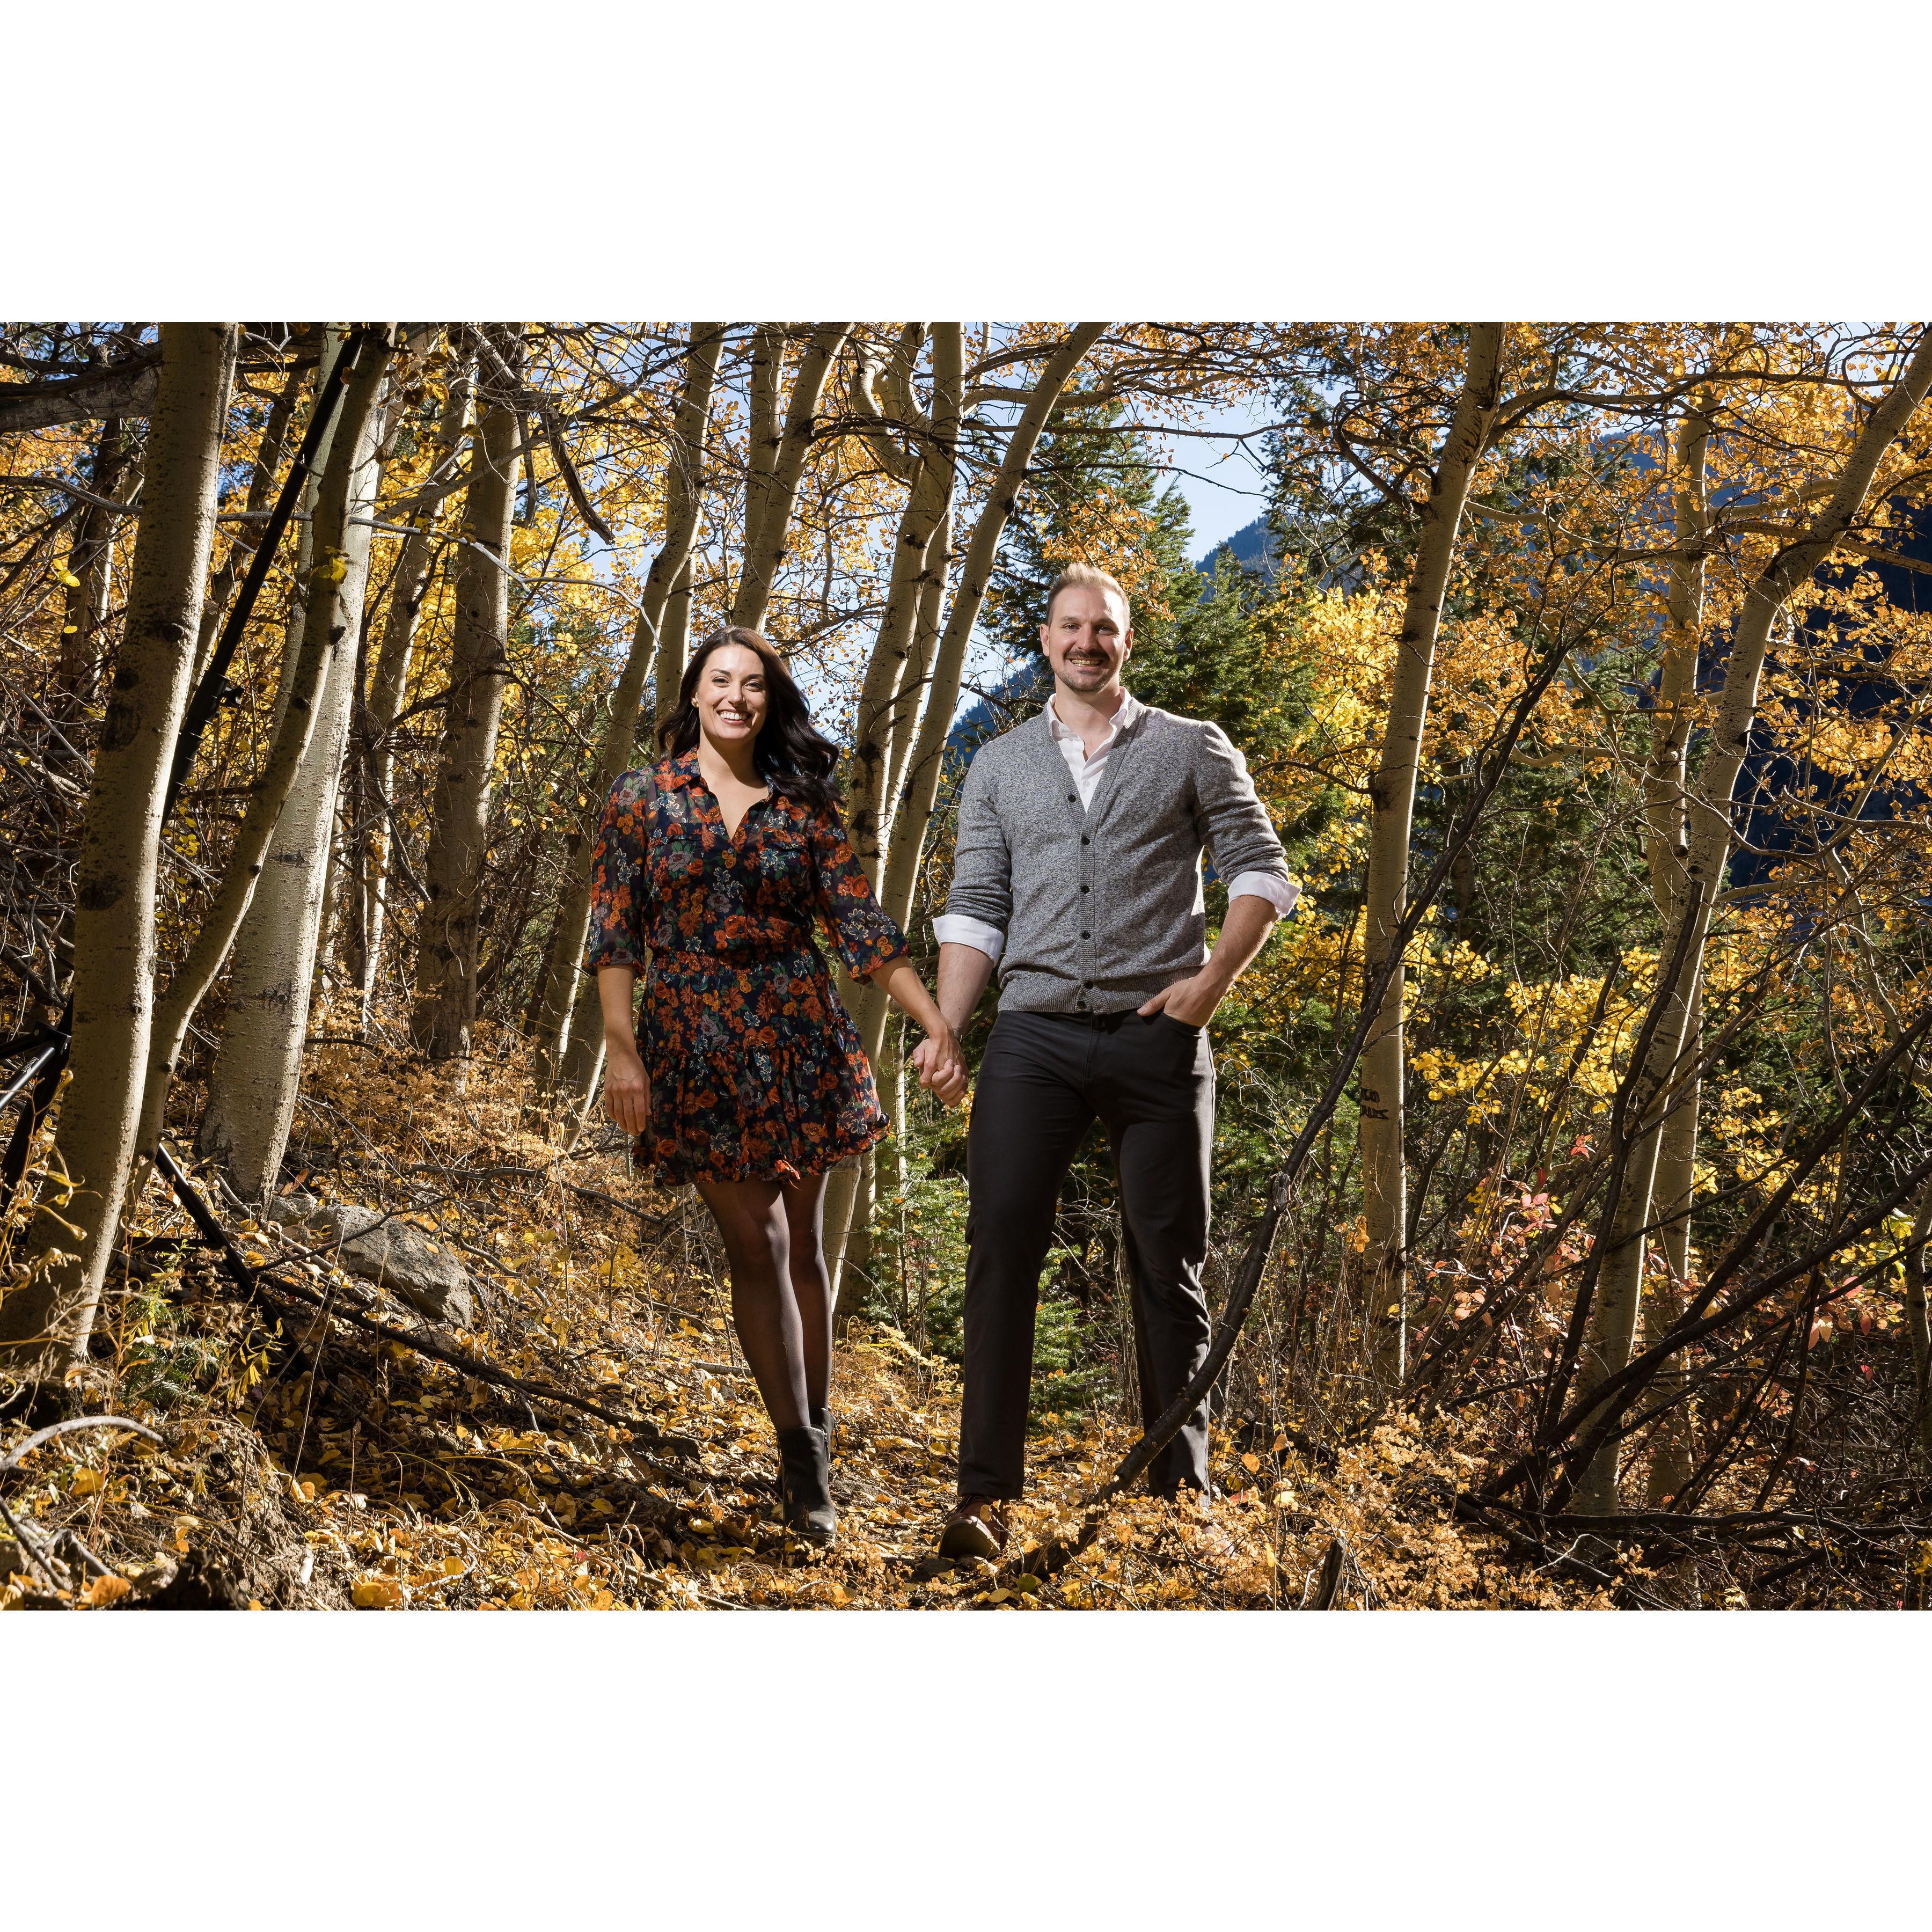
<box><xmin>1194</xmin><ymin>514</ymin><xmax>1277</xmax><ymax>579</ymax></box>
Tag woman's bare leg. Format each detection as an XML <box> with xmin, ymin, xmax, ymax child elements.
<box><xmin>694</xmin><ymin>1177</ymin><xmax>807</xmax><ymax>1433</ymax></box>
<box><xmin>779</xmin><ymin>1170</ymin><xmax>832</xmax><ymax>1418</ymax></box>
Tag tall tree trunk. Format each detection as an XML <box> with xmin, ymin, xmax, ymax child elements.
<box><xmin>196</xmin><ymin>329</ymin><xmax>394</xmax><ymax>1198</ymax></box>
<box><xmin>411</xmin><ymin>324</ymin><xmax>524</xmax><ymax>1064</ymax></box>
<box><xmin>1570</xmin><ymin>330</ymin><xmax>1932</xmax><ymax>1514</ymax></box>
<box><xmin>346</xmin><ymin>346</ymin><xmax>475</xmax><ymax>1023</ymax></box>
<box><xmin>1359</xmin><ymin>323</ymin><xmax>1506</xmax><ymax>1389</ymax></box>
<box><xmin>53</xmin><ymin>416</ymin><xmax>134</xmax><ymax>713</ymax></box>
<box><xmin>822</xmin><ymin>323</ymin><xmax>1107</xmax><ymax>1296</ymax></box>
<box><xmin>529</xmin><ymin>324</ymin><xmax>723</xmax><ymax>1096</ymax></box>
<box><xmin>134</xmin><ymin>333</ymin><xmax>397</xmax><ymax>1170</ymax></box>
<box><xmin>882</xmin><ymin>504</ymin><xmax>953</xmax><ymax>819</ymax></box>
<box><xmin>729</xmin><ymin>324</ymin><xmax>850</xmax><ymax>634</ymax></box>
<box><xmin>1640</xmin><ymin>407</ymin><xmax>1711</xmax><ymax>1508</ymax></box>
<box><xmin>656</xmin><ymin>553</ymin><xmax>693</xmax><ymax>727</ymax></box>
<box><xmin>844</xmin><ymin>325</ymin><xmax>962</xmax><ymax>877</ymax></box>
<box><xmin>0</xmin><ymin>324</ymin><xmax>237</xmax><ymax>1375</ymax></box>
<box><xmin>192</xmin><ymin>363</ymin><xmax>302</xmax><ymax>682</ymax></box>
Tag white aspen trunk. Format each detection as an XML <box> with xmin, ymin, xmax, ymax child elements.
<box><xmin>655</xmin><ymin>553</ymin><xmax>693</xmax><ymax>728</ymax></box>
<box><xmin>192</xmin><ymin>365</ymin><xmax>301</xmax><ymax>684</ymax></box>
<box><xmin>530</xmin><ymin>325</ymin><xmax>723</xmax><ymax>1094</ymax></box>
<box><xmin>729</xmin><ymin>324</ymin><xmax>850</xmax><ymax>634</ymax></box>
<box><xmin>1570</xmin><ymin>332</ymin><xmax>1932</xmax><ymax>1513</ymax></box>
<box><xmin>1638</xmin><ymin>409</ymin><xmax>1710</xmax><ymax>1509</ymax></box>
<box><xmin>195</xmin><ymin>331</ymin><xmax>393</xmax><ymax>1199</ymax></box>
<box><xmin>822</xmin><ymin>323</ymin><xmax>1107</xmax><ymax>1294</ymax></box>
<box><xmin>845</xmin><ymin>324</ymin><xmax>962</xmax><ymax>877</ymax></box>
<box><xmin>133</xmin><ymin>335</ymin><xmax>395</xmax><ymax>1170</ymax></box>
<box><xmin>882</xmin><ymin>505</ymin><xmax>953</xmax><ymax>822</ymax></box>
<box><xmin>347</xmin><ymin>346</ymin><xmax>475</xmax><ymax>1022</ymax></box>
<box><xmin>0</xmin><ymin>324</ymin><xmax>237</xmax><ymax>1375</ymax></box>
<box><xmin>411</xmin><ymin>324</ymin><xmax>524</xmax><ymax>1063</ymax></box>
<box><xmin>1358</xmin><ymin>323</ymin><xmax>1506</xmax><ymax>1389</ymax></box>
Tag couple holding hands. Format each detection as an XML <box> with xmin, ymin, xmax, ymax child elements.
<box><xmin>586</xmin><ymin>564</ymin><xmax>1297</xmax><ymax>1553</ymax></box>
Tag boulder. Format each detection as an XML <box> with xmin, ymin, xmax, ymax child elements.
<box><xmin>265</xmin><ymin>1191</ymin><xmax>474</xmax><ymax>1329</ymax></box>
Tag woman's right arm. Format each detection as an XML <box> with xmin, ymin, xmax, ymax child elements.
<box><xmin>598</xmin><ymin>965</ymin><xmax>650</xmax><ymax>1136</ymax></box>
<box><xmin>584</xmin><ymin>773</ymin><xmax>652</xmax><ymax>1137</ymax></box>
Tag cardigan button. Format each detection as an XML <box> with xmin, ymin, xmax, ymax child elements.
<box><xmin>1080</xmin><ymin>836</ymin><xmax>1089</xmax><ymax>845</ymax></box>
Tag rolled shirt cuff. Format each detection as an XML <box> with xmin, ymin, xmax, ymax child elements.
<box><xmin>932</xmin><ymin>912</ymin><xmax>1006</xmax><ymax>965</ymax></box>
<box><xmin>1228</xmin><ymin>872</ymin><xmax>1300</xmax><ymax>917</ymax></box>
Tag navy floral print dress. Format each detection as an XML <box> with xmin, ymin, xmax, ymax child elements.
<box><xmin>583</xmin><ymin>751</ymin><xmax>908</xmax><ymax>1184</ymax></box>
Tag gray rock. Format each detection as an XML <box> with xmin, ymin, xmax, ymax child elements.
<box><xmin>266</xmin><ymin>1191</ymin><xmax>474</xmax><ymax>1328</ymax></box>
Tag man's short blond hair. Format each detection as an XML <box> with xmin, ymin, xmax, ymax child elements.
<box><xmin>1045</xmin><ymin>562</ymin><xmax>1131</xmax><ymax>627</ymax></box>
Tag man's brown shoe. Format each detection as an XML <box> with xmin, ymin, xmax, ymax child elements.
<box><xmin>938</xmin><ymin>1496</ymin><xmax>1008</xmax><ymax>1560</ymax></box>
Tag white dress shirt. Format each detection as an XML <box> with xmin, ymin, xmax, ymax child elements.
<box><xmin>933</xmin><ymin>692</ymin><xmax>1299</xmax><ymax>964</ymax></box>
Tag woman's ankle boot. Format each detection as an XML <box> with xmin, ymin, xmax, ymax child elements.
<box><xmin>809</xmin><ymin>1402</ymin><xmax>832</xmax><ymax>1461</ymax></box>
<box><xmin>777</xmin><ymin>1425</ymin><xmax>837</xmax><ymax>1543</ymax></box>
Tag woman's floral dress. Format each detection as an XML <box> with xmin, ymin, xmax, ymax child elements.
<box><xmin>583</xmin><ymin>752</ymin><xmax>908</xmax><ymax>1184</ymax></box>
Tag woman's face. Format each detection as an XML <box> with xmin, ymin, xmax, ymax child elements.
<box><xmin>694</xmin><ymin>643</ymin><xmax>770</xmax><ymax>755</ymax></box>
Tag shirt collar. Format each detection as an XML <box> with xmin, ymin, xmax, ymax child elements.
<box><xmin>1046</xmin><ymin>687</ymin><xmax>1142</xmax><ymax>749</ymax></box>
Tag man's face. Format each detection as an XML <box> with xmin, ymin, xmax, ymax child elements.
<box><xmin>1041</xmin><ymin>584</ymin><xmax>1132</xmax><ymax>696</ymax></box>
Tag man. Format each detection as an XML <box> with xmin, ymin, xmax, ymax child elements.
<box><xmin>911</xmin><ymin>562</ymin><xmax>1298</xmax><ymax>1558</ymax></box>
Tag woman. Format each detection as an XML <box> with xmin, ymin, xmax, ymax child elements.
<box><xmin>586</xmin><ymin>625</ymin><xmax>967</xmax><ymax>1544</ymax></box>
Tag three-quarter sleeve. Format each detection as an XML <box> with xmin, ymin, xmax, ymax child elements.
<box><xmin>808</xmin><ymin>800</ymin><xmax>907</xmax><ymax>979</ymax></box>
<box><xmin>583</xmin><ymin>771</ymin><xmax>653</xmax><ymax>973</ymax></box>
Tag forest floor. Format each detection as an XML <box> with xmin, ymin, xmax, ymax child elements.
<box><xmin>2</xmin><ymin>1019</ymin><xmax>1607</xmax><ymax>1612</ymax></box>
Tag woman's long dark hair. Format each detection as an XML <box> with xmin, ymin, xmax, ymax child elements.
<box><xmin>656</xmin><ymin>626</ymin><xmax>840</xmax><ymax>809</ymax></box>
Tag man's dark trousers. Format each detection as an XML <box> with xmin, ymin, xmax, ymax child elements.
<box><xmin>958</xmin><ymin>1008</ymin><xmax>1215</xmax><ymax>1499</ymax></box>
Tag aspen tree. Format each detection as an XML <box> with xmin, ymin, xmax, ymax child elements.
<box><xmin>729</xmin><ymin>324</ymin><xmax>850</xmax><ymax>633</ymax></box>
<box><xmin>1359</xmin><ymin>323</ymin><xmax>1506</xmax><ymax>1387</ymax></box>
<box><xmin>1638</xmin><ymin>403</ymin><xmax>1711</xmax><ymax>1507</ymax></box>
<box><xmin>344</xmin><ymin>342</ymin><xmax>475</xmax><ymax>1021</ymax></box>
<box><xmin>195</xmin><ymin>328</ymin><xmax>394</xmax><ymax>1197</ymax></box>
<box><xmin>411</xmin><ymin>323</ymin><xmax>524</xmax><ymax>1063</ymax></box>
<box><xmin>529</xmin><ymin>325</ymin><xmax>723</xmax><ymax>1094</ymax></box>
<box><xmin>141</xmin><ymin>331</ymin><xmax>395</xmax><ymax>1176</ymax></box>
<box><xmin>1570</xmin><ymin>330</ymin><xmax>1932</xmax><ymax>1514</ymax></box>
<box><xmin>192</xmin><ymin>362</ymin><xmax>303</xmax><ymax>682</ymax></box>
<box><xmin>0</xmin><ymin>324</ymin><xmax>237</xmax><ymax>1374</ymax></box>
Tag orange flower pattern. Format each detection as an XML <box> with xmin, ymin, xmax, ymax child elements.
<box><xmin>583</xmin><ymin>751</ymin><xmax>907</xmax><ymax>1184</ymax></box>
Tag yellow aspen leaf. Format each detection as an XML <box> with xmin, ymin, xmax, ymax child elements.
<box><xmin>353</xmin><ymin>1576</ymin><xmax>405</xmax><ymax>1609</ymax></box>
<box><xmin>83</xmin><ymin>1575</ymin><xmax>131</xmax><ymax>1608</ymax></box>
<box><xmin>70</xmin><ymin>1467</ymin><xmax>104</xmax><ymax>1497</ymax></box>
<box><xmin>1240</xmin><ymin>1453</ymin><xmax>1260</xmax><ymax>1473</ymax></box>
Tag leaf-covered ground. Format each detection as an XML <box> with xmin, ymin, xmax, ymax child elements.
<box><xmin>2</xmin><ymin>1026</ymin><xmax>1604</xmax><ymax>1612</ymax></box>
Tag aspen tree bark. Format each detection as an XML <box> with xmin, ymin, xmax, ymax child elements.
<box><xmin>1359</xmin><ymin>323</ymin><xmax>1506</xmax><ymax>1389</ymax></box>
<box><xmin>822</xmin><ymin>323</ymin><xmax>1107</xmax><ymax>1297</ymax></box>
<box><xmin>0</xmin><ymin>324</ymin><xmax>237</xmax><ymax>1374</ymax></box>
<box><xmin>739</xmin><ymin>324</ymin><xmax>783</xmax><ymax>581</ymax></box>
<box><xmin>411</xmin><ymin>324</ymin><xmax>524</xmax><ymax>1063</ymax></box>
<box><xmin>136</xmin><ymin>333</ymin><xmax>396</xmax><ymax>1169</ymax></box>
<box><xmin>529</xmin><ymin>325</ymin><xmax>723</xmax><ymax>1095</ymax></box>
<box><xmin>346</xmin><ymin>348</ymin><xmax>475</xmax><ymax>1021</ymax></box>
<box><xmin>53</xmin><ymin>416</ymin><xmax>133</xmax><ymax>712</ymax></box>
<box><xmin>192</xmin><ymin>365</ymin><xmax>301</xmax><ymax>682</ymax></box>
<box><xmin>844</xmin><ymin>324</ymin><xmax>962</xmax><ymax>876</ymax></box>
<box><xmin>655</xmin><ymin>553</ymin><xmax>694</xmax><ymax>728</ymax></box>
<box><xmin>196</xmin><ymin>330</ymin><xmax>393</xmax><ymax>1198</ymax></box>
<box><xmin>1570</xmin><ymin>331</ymin><xmax>1932</xmax><ymax>1513</ymax></box>
<box><xmin>1640</xmin><ymin>408</ymin><xmax>1710</xmax><ymax>1507</ymax></box>
<box><xmin>883</xmin><ymin>506</ymin><xmax>952</xmax><ymax>815</ymax></box>
<box><xmin>729</xmin><ymin>324</ymin><xmax>850</xmax><ymax>633</ymax></box>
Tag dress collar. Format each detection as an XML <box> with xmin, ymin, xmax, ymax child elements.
<box><xmin>1045</xmin><ymin>687</ymin><xmax>1142</xmax><ymax>749</ymax></box>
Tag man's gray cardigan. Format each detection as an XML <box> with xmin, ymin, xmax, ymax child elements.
<box><xmin>941</xmin><ymin>704</ymin><xmax>1292</xmax><ymax>1015</ymax></box>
